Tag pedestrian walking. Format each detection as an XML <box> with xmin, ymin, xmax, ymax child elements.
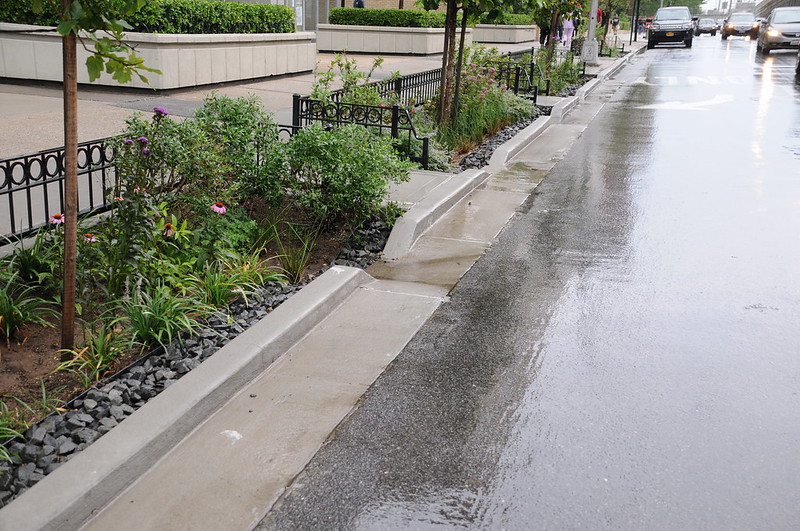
<box><xmin>562</xmin><ymin>16</ymin><xmax>575</xmax><ymax>49</ymax></box>
<box><xmin>612</xmin><ymin>14</ymin><xmax>619</xmax><ymax>35</ymax></box>
<box><xmin>353</xmin><ymin>0</ymin><xmax>365</xmax><ymax>7</ymax></box>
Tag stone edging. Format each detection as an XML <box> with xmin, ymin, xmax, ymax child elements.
<box><xmin>0</xmin><ymin>266</ymin><xmax>372</xmax><ymax>531</ymax></box>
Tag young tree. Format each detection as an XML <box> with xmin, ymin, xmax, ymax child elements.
<box><xmin>421</xmin><ymin>0</ymin><xmax>542</xmax><ymax>125</ymax></box>
<box><xmin>31</xmin><ymin>0</ymin><xmax>158</xmax><ymax>352</ymax></box>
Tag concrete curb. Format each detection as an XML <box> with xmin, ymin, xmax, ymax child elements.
<box><xmin>382</xmin><ymin>168</ymin><xmax>490</xmax><ymax>260</ymax></box>
<box><xmin>485</xmin><ymin>115</ymin><xmax>554</xmax><ymax>173</ymax></box>
<box><xmin>0</xmin><ymin>266</ymin><xmax>373</xmax><ymax>531</ymax></box>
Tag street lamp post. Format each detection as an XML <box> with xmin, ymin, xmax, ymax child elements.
<box><xmin>582</xmin><ymin>0</ymin><xmax>600</xmax><ymax>64</ymax></box>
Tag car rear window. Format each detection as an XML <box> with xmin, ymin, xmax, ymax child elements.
<box><xmin>773</xmin><ymin>8</ymin><xmax>800</xmax><ymax>24</ymax></box>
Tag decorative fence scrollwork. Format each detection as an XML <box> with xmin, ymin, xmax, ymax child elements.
<box><xmin>1</xmin><ymin>138</ymin><xmax>116</xmax><ymax>242</ymax></box>
<box><xmin>293</xmin><ymin>95</ymin><xmax>430</xmax><ymax>169</ymax></box>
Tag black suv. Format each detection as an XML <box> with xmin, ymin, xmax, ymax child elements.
<box><xmin>721</xmin><ymin>12</ymin><xmax>759</xmax><ymax>40</ymax></box>
<box><xmin>648</xmin><ymin>6</ymin><xmax>695</xmax><ymax>49</ymax></box>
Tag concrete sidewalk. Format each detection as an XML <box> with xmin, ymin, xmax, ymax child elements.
<box><xmin>0</xmin><ymin>44</ymin><xmax>520</xmax><ymax>158</ymax></box>
<box><xmin>0</xmin><ymin>36</ymin><xmax>644</xmax><ymax>530</ymax></box>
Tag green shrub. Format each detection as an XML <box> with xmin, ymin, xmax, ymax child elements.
<box><xmin>311</xmin><ymin>54</ymin><xmax>387</xmax><ymax>106</ymax></box>
<box><xmin>329</xmin><ymin>8</ymin><xmax>448</xmax><ymax>28</ymax></box>
<box><xmin>474</xmin><ymin>13</ymin><xmax>534</xmax><ymax>25</ymax></box>
<box><xmin>112</xmin><ymin>110</ymin><xmax>228</xmax><ymax>208</ymax></box>
<box><xmin>285</xmin><ymin>124</ymin><xmax>413</xmax><ymax>226</ymax></box>
<box><xmin>194</xmin><ymin>93</ymin><xmax>286</xmax><ymax>205</ymax></box>
<box><xmin>0</xmin><ymin>0</ymin><xmax>295</xmax><ymax>34</ymax></box>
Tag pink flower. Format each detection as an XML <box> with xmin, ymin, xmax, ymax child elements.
<box><xmin>49</xmin><ymin>213</ymin><xmax>64</xmax><ymax>225</ymax></box>
<box><xmin>84</xmin><ymin>233</ymin><xmax>97</xmax><ymax>243</ymax></box>
<box><xmin>162</xmin><ymin>223</ymin><xmax>175</xmax><ymax>237</ymax></box>
<box><xmin>211</xmin><ymin>202</ymin><xmax>227</xmax><ymax>214</ymax></box>
<box><xmin>114</xmin><ymin>196</ymin><xmax>124</xmax><ymax>201</ymax></box>
<box><xmin>133</xmin><ymin>187</ymin><xmax>148</xmax><ymax>196</ymax></box>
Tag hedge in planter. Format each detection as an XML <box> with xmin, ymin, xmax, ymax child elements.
<box><xmin>474</xmin><ymin>13</ymin><xmax>534</xmax><ymax>25</ymax></box>
<box><xmin>0</xmin><ymin>0</ymin><xmax>295</xmax><ymax>34</ymax></box>
<box><xmin>328</xmin><ymin>8</ymin><xmax>448</xmax><ymax>28</ymax></box>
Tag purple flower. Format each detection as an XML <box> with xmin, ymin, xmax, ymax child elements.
<box><xmin>123</xmin><ymin>138</ymin><xmax>134</xmax><ymax>145</ymax></box>
<box><xmin>137</xmin><ymin>136</ymin><xmax>149</xmax><ymax>144</ymax></box>
<box><xmin>141</xmin><ymin>148</ymin><xmax>151</xmax><ymax>155</ymax></box>
<box><xmin>153</xmin><ymin>106</ymin><xmax>169</xmax><ymax>117</ymax></box>
<box><xmin>211</xmin><ymin>202</ymin><xmax>227</xmax><ymax>214</ymax></box>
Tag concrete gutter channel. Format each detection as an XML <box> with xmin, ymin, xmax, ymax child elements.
<box><xmin>0</xmin><ymin>48</ymin><xmax>642</xmax><ymax>530</ymax></box>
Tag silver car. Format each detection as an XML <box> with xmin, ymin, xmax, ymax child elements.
<box><xmin>757</xmin><ymin>6</ymin><xmax>800</xmax><ymax>54</ymax></box>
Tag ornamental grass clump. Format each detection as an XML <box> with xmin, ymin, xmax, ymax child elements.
<box><xmin>0</xmin><ymin>274</ymin><xmax>56</xmax><ymax>355</ymax></box>
<box><xmin>119</xmin><ymin>282</ymin><xmax>211</xmax><ymax>349</ymax></box>
<box><xmin>56</xmin><ymin>322</ymin><xmax>128</xmax><ymax>386</ymax></box>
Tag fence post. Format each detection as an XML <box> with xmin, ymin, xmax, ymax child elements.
<box><xmin>394</xmin><ymin>77</ymin><xmax>402</xmax><ymax>99</ymax></box>
<box><xmin>421</xmin><ymin>137</ymin><xmax>429</xmax><ymax>170</ymax></box>
<box><xmin>391</xmin><ymin>104</ymin><xmax>400</xmax><ymax>140</ymax></box>
<box><xmin>292</xmin><ymin>93</ymin><xmax>301</xmax><ymax>128</ymax></box>
<box><xmin>513</xmin><ymin>66</ymin><xmax>521</xmax><ymax>95</ymax></box>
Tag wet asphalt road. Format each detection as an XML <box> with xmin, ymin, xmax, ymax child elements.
<box><xmin>259</xmin><ymin>37</ymin><xmax>800</xmax><ymax>529</ymax></box>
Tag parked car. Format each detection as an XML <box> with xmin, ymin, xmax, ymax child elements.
<box><xmin>721</xmin><ymin>12</ymin><xmax>759</xmax><ymax>40</ymax></box>
<box><xmin>756</xmin><ymin>6</ymin><xmax>800</xmax><ymax>55</ymax></box>
<box><xmin>796</xmin><ymin>48</ymin><xmax>800</xmax><ymax>75</ymax></box>
<box><xmin>695</xmin><ymin>18</ymin><xmax>718</xmax><ymax>36</ymax></box>
<box><xmin>648</xmin><ymin>6</ymin><xmax>694</xmax><ymax>49</ymax></box>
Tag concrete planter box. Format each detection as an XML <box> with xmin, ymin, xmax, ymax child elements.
<box><xmin>0</xmin><ymin>23</ymin><xmax>316</xmax><ymax>90</ymax></box>
<box><xmin>473</xmin><ymin>24</ymin><xmax>538</xmax><ymax>44</ymax></box>
<box><xmin>316</xmin><ymin>24</ymin><xmax>472</xmax><ymax>55</ymax></box>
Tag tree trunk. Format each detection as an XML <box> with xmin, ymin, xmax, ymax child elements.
<box><xmin>547</xmin><ymin>8</ymin><xmax>560</xmax><ymax>56</ymax></box>
<box><xmin>439</xmin><ymin>0</ymin><xmax>458</xmax><ymax>125</ymax></box>
<box><xmin>61</xmin><ymin>0</ymin><xmax>78</xmax><ymax>354</ymax></box>
<box><xmin>450</xmin><ymin>6</ymin><xmax>469</xmax><ymax>124</ymax></box>
<box><xmin>437</xmin><ymin>2</ymin><xmax>452</xmax><ymax>121</ymax></box>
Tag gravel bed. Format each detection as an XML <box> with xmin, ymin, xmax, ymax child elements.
<box><xmin>0</xmin><ymin>220</ymin><xmax>391</xmax><ymax>508</ymax></box>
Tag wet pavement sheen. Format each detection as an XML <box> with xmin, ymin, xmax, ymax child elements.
<box><xmin>260</xmin><ymin>37</ymin><xmax>800</xmax><ymax>529</ymax></box>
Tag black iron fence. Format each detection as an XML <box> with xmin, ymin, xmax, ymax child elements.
<box><xmin>327</xmin><ymin>68</ymin><xmax>443</xmax><ymax>107</ymax></box>
<box><xmin>292</xmin><ymin>95</ymin><xmax>430</xmax><ymax>169</ymax></box>
<box><xmin>1</xmin><ymin>138</ymin><xmax>116</xmax><ymax>242</ymax></box>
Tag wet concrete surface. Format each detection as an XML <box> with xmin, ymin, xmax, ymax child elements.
<box><xmin>259</xmin><ymin>36</ymin><xmax>800</xmax><ymax>529</ymax></box>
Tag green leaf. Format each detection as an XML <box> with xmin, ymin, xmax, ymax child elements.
<box><xmin>86</xmin><ymin>55</ymin><xmax>104</xmax><ymax>82</ymax></box>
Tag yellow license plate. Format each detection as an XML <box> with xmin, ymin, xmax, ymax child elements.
<box><xmin>666</xmin><ymin>32</ymin><xmax>675</xmax><ymax>36</ymax></box>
